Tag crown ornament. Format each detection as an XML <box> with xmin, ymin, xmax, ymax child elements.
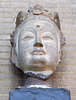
<box><xmin>16</xmin><ymin>4</ymin><xmax>60</xmax><ymax>30</ymax></box>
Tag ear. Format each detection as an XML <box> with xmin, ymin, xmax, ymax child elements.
<box><xmin>10</xmin><ymin>47</ymin><xmax>17</xmax><ymax>64</ymax></box>
<box><xmin>60</xmin><ymin>31</ymin><xmax>65</xmax><ymax>47</ymax></box>
<box><xmin>48</xmin><ymin>12</ymin><xmax>60</xmax><ymax>30</ymax></box>
<box><xmin>58</xmin><ymin>32</ymin><xmax>65</xmax><ymax>64</ymax></box>
<box><xmin>10</xmin><ymin>32</ymin><xmax>18</xmax><ymax>67</ymax></box>
<box><xmin>58</xmin><ymin>51</ymin><xmax>62</xmax><ymax>63</ymax></box>
<box><xmin>11</xmin><ymin>45</ymin><xmax>20</xmax><ymax>68</ymax></box>
<box><xmin>16</xmin><ymin>11</ymin><xmax>27</xmax><ymax>28</ymax></box>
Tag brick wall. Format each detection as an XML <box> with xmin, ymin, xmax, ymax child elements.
<box><xmin>0</xmin><ymin>0</ymin><xmax>76</xmax><ymax>100</ymax></box>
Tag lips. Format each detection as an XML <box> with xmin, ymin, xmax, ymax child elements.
<box><xmin>32</xmin><ymin>50</ymin><xmax>46</xmax><ymax>55</ymax></box>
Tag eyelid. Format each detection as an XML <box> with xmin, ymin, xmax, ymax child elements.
<box><xmin>42</xmin><ymin>36</ymin><xmax>54</xmax><ymax>40</ymax></box>
<box><xmin>22</xmin><ymin>32</ymin><xmax>34</xmax><ymax>40</ymax></box>
<box><xmin>23</xmin><ymin>35</ymin><xmax>34</xmax><ymax>39</ymax></box>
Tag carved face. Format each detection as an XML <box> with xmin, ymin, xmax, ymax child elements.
<box><xmin>13</xmin><ymin>18</ymin><xmax>61</xmax><ymax>79</ymax></box>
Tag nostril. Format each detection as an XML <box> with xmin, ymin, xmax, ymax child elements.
<box><xmin>34</xmin><ymin>43</ymin><xmax>43</xmax><ymax>47</ymax></box>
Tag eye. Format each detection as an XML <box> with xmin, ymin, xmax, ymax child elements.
<box><xmin>22</xmin><ymin>36</ymin><xmax>34</xmax><ymax>40</ymax></box>
<box><xmin>42</xmin><ymin>36</ymin><xmax>54</xmax><ymax>40</ymax></box>
<box><xmin>22</xmin><ymin>32</ymin><xmax>35</xmax><ymax>40</ymax></box>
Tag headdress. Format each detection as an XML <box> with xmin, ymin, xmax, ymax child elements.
<box><xmin>16</xmin><ymin>4</ymin><xmax>60</xmax><ymax>30</ymax></box>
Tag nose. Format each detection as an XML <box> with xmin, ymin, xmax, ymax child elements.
<box><xmin>34</xmin><ymin>36</ymin><xmax>43</xmax><ymax>48</ymax></box>
<box><xmin>34</xmin><ymin>43</ymin><xmax>43</xmax><ymax>47</ymax></box>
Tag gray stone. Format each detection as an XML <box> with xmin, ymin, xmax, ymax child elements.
<box><xmin>9</xmin><ymin>88</ymin><xmax>70</xmax><ymax>100</ymax></box>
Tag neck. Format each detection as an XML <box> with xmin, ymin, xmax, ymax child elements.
<box><xmin>23</xmin><ymin>75</ymin><xmax>53</xmax><ymax>88</ymax></box>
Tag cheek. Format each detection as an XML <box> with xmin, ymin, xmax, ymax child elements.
<box><xmin>43</xmin><ymin>41</ymin><xmax>58</xmax><ymax>53</ymax></box>
<box><xmin>19</xmin><ymin>41</ymin><xmax>34</xmax><ymax>55</ymax></box>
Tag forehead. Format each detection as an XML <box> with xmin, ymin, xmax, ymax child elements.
<box><xmin>20</xmin><ymin>20</ymin><xmax>58</xmax><ymax>30</ymax></box>
<box><xmin>18</xmin><ymin>20</ymin><xmax>60</xmax><ymax>38</ymax></box>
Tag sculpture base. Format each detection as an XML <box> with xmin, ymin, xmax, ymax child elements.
<box><xmin>9</xmin><ymin>88</ymin><xmax>70</xmax><ymax>100</ymax></box>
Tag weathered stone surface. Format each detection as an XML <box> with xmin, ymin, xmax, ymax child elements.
<box><xmin>9</xmin><ymin>88</ymin><xmax>70</xmax><ymax>100</ymax></box>
<box><xmin>0</xmin><ymin>0</ymin><xmax>76</xmax><ymax>99</ymax></box>
<box><xmin>10</xmin><ymin>4</ymin><xmax>65</xmax><ymax>80</ymax></box>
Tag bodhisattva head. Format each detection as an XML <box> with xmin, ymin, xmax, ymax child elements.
<box><xmin>10</xmin><ymin>4</ymin><xmax>65</xmax><ymax>80</ymax></box>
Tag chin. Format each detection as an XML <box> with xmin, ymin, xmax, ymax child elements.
<box><xmin>24</xmin><ymin>70</ymin><xmax>53</xmax><ymax>80</ymax></box>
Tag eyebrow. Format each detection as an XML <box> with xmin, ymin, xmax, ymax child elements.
<box><xmin>21</xmin><ymin>27</ymin><xmax>57</xmax><ymax>40</ymax></box>
<box><xmin>21</xmin><ymin>27</ymin><xmax>35</xmax><ymax>35</ymax></box>
<box><xmin>41</xmin><ymin>29</ymin><xmax>58</xmax><ymax>41</ymax></box>
<box><xmin>43</xmin><ymin>27</ymin><xmax>57</xmax><ymax>34</ymax></box>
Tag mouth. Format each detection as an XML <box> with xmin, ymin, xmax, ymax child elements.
<box><xmin>32</xmin><ymin>50</ymin><xmax>46</xmax><ymax>55</ymax></box>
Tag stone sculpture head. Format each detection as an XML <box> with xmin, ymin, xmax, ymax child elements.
<box><xmin>10</xmin><ymin>4</ymin><xmax>65</xmax><ymax>80</ymax></box>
